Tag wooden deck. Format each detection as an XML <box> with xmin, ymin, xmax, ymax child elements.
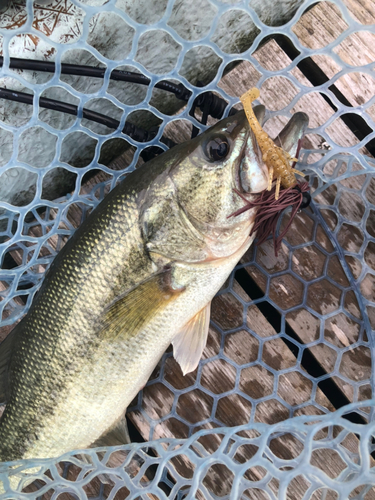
<box><xmin>0</xmin><ymin>0</ymin><xmax>375</xmax><ymax>498</ymax></box>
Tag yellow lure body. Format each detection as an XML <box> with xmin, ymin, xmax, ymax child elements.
<box><xmin>240</xmin><ymin>88</ymin><xmax>304</xmax><ymax>200</ymax></box>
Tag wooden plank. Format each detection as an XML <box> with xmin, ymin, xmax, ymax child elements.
<box><xmin>291</xmin><ymin>2</ymin><xmax>375</xmax><ymax>120</ymax></box>
<box><xmin>220</xmin><ymin>39</ymin><xmax>372</xmax><ymax>156</ymax></box>
<box><xmin>124</xmin><ymin>7</ymin><xmax>375</xmax><ymax>493</ymax></box>
<box><xmin>342</xmin><ymin>0</ymin><xmax>375</xmax><ymax>25</ymax></box>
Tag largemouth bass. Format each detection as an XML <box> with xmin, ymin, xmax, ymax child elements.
<box><xmin>0</xmin><ymin>106</ymin><xmax>307</xmax><ymax>469</ymax></box>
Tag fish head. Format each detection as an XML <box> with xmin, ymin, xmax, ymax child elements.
<box><xmin>143</xmin><ymin>108</ymin><xmax>307</xmax><ymax>262</ymax></box>
<box><xmin>166</xmin><ymin>108</ymin><xmax>268</xmax><ymax>259</ymax></box>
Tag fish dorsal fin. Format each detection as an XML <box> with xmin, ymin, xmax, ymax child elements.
<box><xmin>92</xmin><ymin>414</ymin><xmax>130</xmax><ymax>447</ymax></box>
<box><xmin>0</xmin><ymin>329</ymin><xmax>17</xmax><ymax>404</ymax></box>
<box><xmin>100</xmin><ymin>268</ymin><xmax>184</xmax><ymax>341</ymax></box>
<box><xmin>172</xmin><ymin>302</ymin><xmax>211</xmax><ymax>376</ymax></box>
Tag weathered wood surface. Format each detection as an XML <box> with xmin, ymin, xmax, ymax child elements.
<box><xmin>0</xmin><ymin>1</ymin><xmax>374</xmax><ymax>498</ymax></box>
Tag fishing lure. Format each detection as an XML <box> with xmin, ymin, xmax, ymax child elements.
<box><xmin>229</xmin><ymin>87</ymin><xmax>311</xmax><ymax>256</ymax></box>
<box><xmin>240</xmin><ymin>87</ymin><xmax>305</xmax><ymax>200</ymax></box>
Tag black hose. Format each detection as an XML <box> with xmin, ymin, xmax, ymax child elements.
<box><xmin>0</xmin><ymin>87</ymin><xmax>176</xmax><ymax>148</ymax></box>
<box><xmin>0</xmin><ymin>56</ymin><xmax>191</xmax><ymax>101</ymax></box>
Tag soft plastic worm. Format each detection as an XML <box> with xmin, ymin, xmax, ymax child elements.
<box><xmin>240</xmin><ymin>88</ymin><xmax>304</xmax><ymax>200</ymax></box>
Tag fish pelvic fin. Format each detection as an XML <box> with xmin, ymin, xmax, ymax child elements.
<box><xmin>100</xmin><ymin>268</ymin><xmax>184</xmax><ymax>341</ymax></box>
<box><xmin>172</xmin><ymin>302</ymin><xmax>211</xmax><ymax>376</ymax></box>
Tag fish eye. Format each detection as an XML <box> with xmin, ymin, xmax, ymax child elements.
<box><xmin>205</xmin><ymin>135</ymin><xmax>230</xmax><ymax>162</ymax></box>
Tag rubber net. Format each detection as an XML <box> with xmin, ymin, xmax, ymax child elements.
<box><xmin>0</xmin><ymin>0</ymin><xmax>375</xmax><ymax>498</ymax></box>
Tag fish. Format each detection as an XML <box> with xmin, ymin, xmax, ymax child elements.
<box><xmin>0</xmin><ymin>105</ymin><xmax>307</xmax><ymax>479</ymax></box>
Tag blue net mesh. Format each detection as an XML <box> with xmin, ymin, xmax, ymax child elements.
<box><xmin>0</xmin><ymin>0</ymin><xmax>375</xmax><ymax>497</ymax></box>
<box><xmin>0</xmin><ymin>402</ymin><xmax>375</xmax><ymax>499</ymax></box>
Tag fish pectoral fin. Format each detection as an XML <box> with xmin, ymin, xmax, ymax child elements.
<box><xmin>0</xmin><ymin>328</ymin><xmax>17</xmax><ymax>404</ymax></box>
<box><xmin>100</xmin><ymin>268</ymin><xmax>184</xmax><ymax>341</ymax></box>
<box><xmin>92</xmin><ymin>414</ymin><xmax>131</xmax><ymax>447</ymax></box>
<box><xmin>172</xmin><ymin>302</ymin><xmax>211</xmax><ymax>376</ymax></box>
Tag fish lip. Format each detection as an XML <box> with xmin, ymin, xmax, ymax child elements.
<box><xmin>232</xmin><ymin>122</ymin><xmax>267</xmax><ymax>198</ymax></box>
<box><xmin>235</xmin><ymin>129</ymin><xmax>250</xmax><ymax>193</ymax></box>
<box><xmin>230</xmin><ymin>119</ymin><xmax>252</xmax><ymax>196</ymax></box>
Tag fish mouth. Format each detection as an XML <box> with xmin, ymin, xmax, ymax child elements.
<box><xmin>233</xmin><ymin>109</ymin><xmax>309</xmax><ymax>196</ymax></box>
